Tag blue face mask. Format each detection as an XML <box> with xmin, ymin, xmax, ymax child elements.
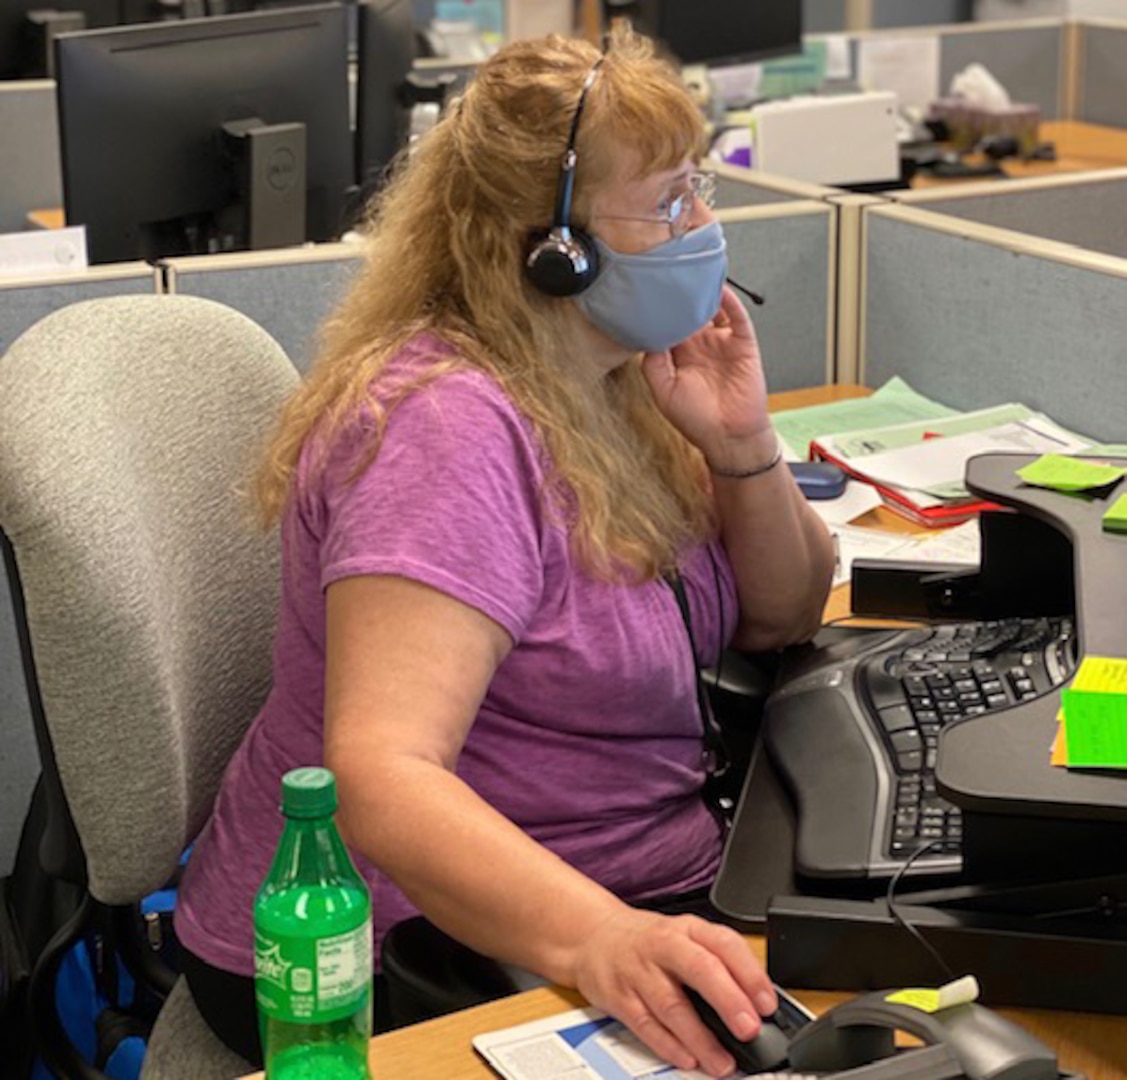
<box><xmin>574</xmin><ymin>220</ymin><xmax>729</xmax><ymax>353</ymax></box>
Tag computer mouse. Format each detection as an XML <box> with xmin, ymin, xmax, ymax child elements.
<box><xmin>685</xmin><ymin>988</ymin><xmax>791</xmax><ymax>1074</ymax></box>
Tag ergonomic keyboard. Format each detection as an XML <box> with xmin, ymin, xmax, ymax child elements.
<box><xmin>761</xmin><ymin>616</ymin><xmax>1077</xmax><ymax>882</ymax></box>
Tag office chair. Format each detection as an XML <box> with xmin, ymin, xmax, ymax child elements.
<box><xmin>382</xmin><ymin>650</ymin><xmax>776</xmax><ymax>1027</ymax></box>
<box><xmin>0</xmin><ymin>294</ymin><xmax>299</xmax><ymax>1078</ymax></box>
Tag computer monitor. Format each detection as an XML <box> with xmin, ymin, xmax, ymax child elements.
<box><xmin>0</xmin><ymin>0</ymin><xmax>117</xmax><ymax>77</ymax></box>
<box><xmin>607</xmin><ymin>0</ymin><xmax>803</xmax><ymax>67</ymax></box>
<box><xmin>355</xmin><ymin>0</ymin><xmax>415</xmax><ymax>199</ymax></box>
<box><xmin>56</xmin><ymin>4</ymin><xmax>353</xmax><ymax>264</ymax></box>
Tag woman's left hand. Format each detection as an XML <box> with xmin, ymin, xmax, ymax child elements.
<box><xmin>641</xmin><ymin>286</ymin><xmax>773</xmax><ymax>469</ymax></box>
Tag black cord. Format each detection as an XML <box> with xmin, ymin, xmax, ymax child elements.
<box><xmin>706</xmin><ymin>543</ymin><xmax>725</xmax><ymax>691</ymax></box>
<box><xmin>886</xmin><ymin>840</ymin><xmax>957</xmax><ymax>983</ymax></box>
<box><xmin>726</xmin><ymin>277</ymin><xmax>765</xmax><ymax>306</ymax></box>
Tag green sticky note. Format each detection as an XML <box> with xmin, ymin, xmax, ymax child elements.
<box><xmin>1104</xmin><ymin>494</ymin><xmax>1127</xmax><ymax>534</ymax></box>
<box><xmin>1016</xmin><ymin>454</ymin><xmax>1127</xmax><ymax>493</ymax></box>
<box><xmin>1061</xmin><ymin>657</ymin><xmax>1127</xmax><ymax>768</ymax></box>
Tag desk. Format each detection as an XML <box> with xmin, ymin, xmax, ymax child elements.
<box><xmin>243</xmin><ymin>935</ymin><xmax>1127</xmax><ymax>1079</ymax></box>
<box><xmin>242</xmin><ymin>385</ymin><xmax>1127</xmax><ymax>1080</ymax></box>
<box><xmin>912</xmin><ymin>119</ymin><xmax>1127</xmax><ymax>189</ymax></box>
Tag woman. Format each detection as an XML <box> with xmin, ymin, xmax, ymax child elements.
<box><xmin>175</xmin><ymin>26</ymin><xmax>834</xmax><ymax>1077</ymax></box>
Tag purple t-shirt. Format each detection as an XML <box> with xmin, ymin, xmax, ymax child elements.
<box><xmin>175</xmin><ymin>337</ymin><xmax>738</xmax><ymax>977</ymax></box>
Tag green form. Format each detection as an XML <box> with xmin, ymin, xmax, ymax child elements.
<box><xmin>1062</xmin><ymin>656</ymin><xmax>1127</xmax><ymax>768</ymax></box>
<box><xmin>771</xmin><ymin>377</ymin><xmax>957</xmax><ymax>459</ymax></box>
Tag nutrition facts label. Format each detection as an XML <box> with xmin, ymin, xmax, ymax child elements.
<box><xmin>317</xmin><ymin>922</ymin><xmax>372</xmax><ymax>1010</ymax></box>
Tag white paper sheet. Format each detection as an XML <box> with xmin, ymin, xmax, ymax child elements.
<box><xmin>0</xmin><ymin>226</ymin><xmax>87</xmax><ymax>278</ymax></box>
<box><xmin>856</xmin><ymin>36</ymin><xmax>940</xmax><ymax>111</ymax></box>
<box><xmin>809</xmin><ymin>481</ymin><xmax>884</xmax><ymax>526</ymax></box>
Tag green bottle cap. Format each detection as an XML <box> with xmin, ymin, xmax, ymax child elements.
<box><xmin>280</xmin><ymin>767</ymin><xmax>338</xmax><ymax>819</ymax></box>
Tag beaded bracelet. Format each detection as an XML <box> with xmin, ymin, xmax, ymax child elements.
<box><xmin>707</xmin><ymin>441</ymin><xmax>784</xmax><ymax>479</ymax></box>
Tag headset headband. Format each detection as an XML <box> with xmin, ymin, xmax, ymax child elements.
<box><xmin>552</xmin><ymin>57</ymin><xmax>604</xmax><ymax>230</ymax></box>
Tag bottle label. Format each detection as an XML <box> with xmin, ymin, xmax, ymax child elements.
<box><xmin>255</xmin><ymin>919</ymin><xmax>372</xmax><ymax>1025</ymax></box>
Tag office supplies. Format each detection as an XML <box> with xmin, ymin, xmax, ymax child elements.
<box><xmin>1016</xmin><ymin>453</ymin><xmax>1126</xmax><ymax>493</ymax></box>
<box><xmin>748</xmin><ymin>91</ymin><xmax>900</xmax><ymax>187</ymax></box>
<box><xmin>715</xmin><ymin>452</ymin><xmax>1127</xmax><ymax>1014</ymax></box>
<box><xmin>1060</xmin><ymin>656</ymin><xmax>1127</xmax><ymax>768</ymax></box>
<box><xmin>1103</xmin><ymin>493</ymin><xmax>1127</xmax><ymax>533</ymax></box>
<box><xmin>789</xmin><ymin>461</ymin><xmax>846</xmax><ymax>500</ymax></box>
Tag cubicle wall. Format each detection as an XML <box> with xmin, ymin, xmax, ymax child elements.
<box><xmin>0</xmin><ymin>263</ymin><xmax>160</xmax><ymax>360</ymax></box>
<box><xmin>717</xmin><ymin>201</ymin><xmax>837</xmax><ymax>391</ymax></box>
<box><xmin>164</xmin><ymin>244</ymin><xmax>363</xmax><ymax>375</ymax></box>
<box><xmin>858</xmin><ymin>203</ymin><xmax>1127</xmax><ymax>442</ymax></box>
<box><xmin>0</xmin><ymin>80</ymin><xmax>62</xmax><ymax>235</ymax></box>
<box><xmin>711</xmin><ymin>162</ymin><xmax>837</xmax><ymax>210</ymax></box>
<box><xmin>891</xmin><ymin>167</ymin><xmax>1127</xmax><ymax>258</ymax></box>
<box><xmin>1074</xmin><ymin>18</ymin><xmax>1127</xmax><ymax>127</ymax></box>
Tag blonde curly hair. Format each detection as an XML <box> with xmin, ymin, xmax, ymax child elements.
<box><xmin>253</xmin><ymin>26</ymin><xmax>714</xmax><ymax>581</ymax></box>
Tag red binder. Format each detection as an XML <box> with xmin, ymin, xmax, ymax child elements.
<box><xmin>809</xmin><ymin>439</ymin><xmax>1000</xmax><ymax>528</ymax></box>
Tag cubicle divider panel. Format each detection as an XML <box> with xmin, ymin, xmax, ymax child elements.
<box><xmin>711</xmin><ymin>163</ymin><xmax>838</xmax><ymax>210</ymax></box>
<box><xmin>892</xmin><ymin>169</ymin><xmax>1127</xmax><ymax>260</ymax></box>
<box><xmin>1075</xmin><ymin>19</ymin><xmax>1127</xmax><ymax>129</ymax></box>
<box><xmin>838</xmin><ymin>20</ymin><xmax>1065</xmax><ymax>120</ymax></box>
<box><xmin>0</xmin><ymin>263</ymin><xmax>160</xmax><ymax>358</ymax></box>
<box><xmin>163</xmin><ymin>244</ymin><xmax>363</xmax><ymax>375</ymax></box>
<box><xmin>937</xmin><ymin>21</ymin><xmax>1065</xmax><ymax>120</ymax></box>
<box><xmin>0</xmin><ymin>80</ymin><xmax>62</xmax><ymax>235</ymax></box>
<box><xmin>717</xmin><ymin>203</ymin><xmax>836</xmax><ymax>391</ymax></box>
<box><xmin>860</xmin><ymin>204</ymin><xmax>1127</xmax><ymax>443</ymax></box>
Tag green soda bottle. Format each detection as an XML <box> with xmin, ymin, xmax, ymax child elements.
<box><xmin>254</xmin><ymin>767</ymin><xmax>372</xmax><ymax>1080</ymax></box>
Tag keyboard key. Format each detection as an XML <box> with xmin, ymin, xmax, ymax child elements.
<box><xmin>898</xmin><ymin>750</ymin><xmax>924</xmax><ymax>772</ymax></box>
<box><xmin>891</xmin><ymin>729</ymin><xmax>922</xmax><ymax>754</ymax></box>
<box><xmin>879</xmin><ymin>705</ymin><xmax>915</xmax><ymax>733</ymax></box>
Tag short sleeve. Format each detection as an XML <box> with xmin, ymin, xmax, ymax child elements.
<box><xmin>313</xmin><ymin>370</ymin><xmax>548</xmax><ymax>643</ymax></box>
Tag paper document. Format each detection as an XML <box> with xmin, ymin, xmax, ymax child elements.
<box><xmin>830</xmin><ymin>520</ymin><xmax>980</xmax><ymax>589</ymax></box>
<box><xmin>809</xmin><ymin>481</ymin><xmax>883</xmax><ymax>526</ymax></box>
<box><xmin>843</xmin><ymin>419</ymin><xmax>1090</xmax><ymax>499</ymax></box>
<box><xmin>475</xmin><ymin>1007</ymin><xmax>733</xmax><ymax>1080</ymax></box>
<box><xmin>771</xmin><ymin>377</ymin><xmax>957</xmax><ymax>461</ymax></box>
<box><xmin>856</xmin><ymin>36</ymin><xmax>940</xmax><ymax>110</ymax></box>
<box><xmin>0</xmin><ymin>226</ymin><xmax>88</xmax><ymax>278</ymax></box>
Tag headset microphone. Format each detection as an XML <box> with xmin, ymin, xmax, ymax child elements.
<box><xmin>524</xmin><ymin>59</ymin><xmax>604</xmax><ymax>298</ymax></box>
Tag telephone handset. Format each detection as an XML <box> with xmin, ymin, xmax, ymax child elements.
<box><xmin>784</xmin><ymin>991</ymin><xmax>1063</xmax><ymax>1080</ymax></box>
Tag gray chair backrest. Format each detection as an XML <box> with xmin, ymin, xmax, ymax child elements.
<box><xmin>0</xmin><ymin>294</ymin><xmax>299</xmax><ymax>905</ymax></box>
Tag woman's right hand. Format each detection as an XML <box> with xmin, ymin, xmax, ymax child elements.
<box><xmin>569</xmin><ymin>905</ymin><xmax>778</xmax><ymax>1078</ymax></box>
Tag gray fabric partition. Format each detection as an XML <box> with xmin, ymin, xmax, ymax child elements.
<box><xmin>938</xmin><ymin>25</ymin><xmax>1064</xmax><ymax>118</ymax></box>
<box><xmin>714</xmin><ymin>176</ymin><xmax>807</xmax><ymax>210</ymax></box>
<box><xmin>1077</xmin><ymin>23</ymin><xmax>1127</xmax><ymax>128</ymax></box>
<box><xmin>862</xmin><ymin>211</ymin><xmax>1127</xmax><ymax>442</ymax></box>
<box><xmin>900</xmin><ymin>178</ymin><xmax>1127</xmax><ymax>259</ymax></box>
<box><xmin>166</xmin><ymin>252</ymin><xmax>362</xmax><ymax>374</ymax></box>
<box><xmin>0</xmin><ymin>269</ymin><xmax>158</xmax><ymax>357</ymax></box>
<box><xmin>0</xmin><ymin>80</ymin><xmax>62</xmax><ymax>234</ymax></box>
<box><xmin>723</xmin><ymin>210</ymin><xmax>833</xmax><ymax>391</ymax></box>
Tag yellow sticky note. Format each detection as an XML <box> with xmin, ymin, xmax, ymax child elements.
<box><xmin>1104</xmin><ymin>494</ymin><xmax>1127</xmax><ymax>534</ymax></box>
<box><xmin>886</xmin><ymin>976</ymin><xmax>979</xmax><ymax>1013</ymax></box>
<box><xmin>1016</xmin><ymin>454</ymin><xmax>1126</xmax><ymax>493</ymax></box>
<box><xmin>1050</xmin><ymin>715</ymin><xmax>1068</xmax><ymax>767</ymax></box>
<box><xmin>1061</xmin><ymin>656</ymin><xmax>1127</xmax><ymax>768</ymax></box>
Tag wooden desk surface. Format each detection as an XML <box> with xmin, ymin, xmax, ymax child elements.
<box><xmin>912</xmin><ymin>119</ymin><xmax>1127</xmax><ymax>189</ymax></box>
<box><xmin>243</xmin><ymin>384</ymin><xmax>1127</xmax><ymax>1080</ymax></box>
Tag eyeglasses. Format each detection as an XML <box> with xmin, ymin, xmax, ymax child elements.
<box><xmin>590</xmin><ymin>171</ymin><xmax>717</xmax><ymax>239</ymax></box>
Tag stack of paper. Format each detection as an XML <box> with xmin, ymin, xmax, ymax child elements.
<box><xmin>773</xmin><ymin>379</ymin><xmax>1097</xmax><ymax>528</ymax></box>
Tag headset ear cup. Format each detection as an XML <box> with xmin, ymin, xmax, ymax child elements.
<box><xmin>524</xmin><ymin>227</ymin><xmax>600</xmax><ymax>297</ymax></box>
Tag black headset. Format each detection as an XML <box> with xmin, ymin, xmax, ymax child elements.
<box><xmin>523</xmin><ymin>58</ymin><xmax>604</xmax><ymax>298</ymax></box>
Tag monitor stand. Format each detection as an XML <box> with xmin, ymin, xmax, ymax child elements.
<box><xmin>221</xmin><ymin>117</ymin><xmax>307</xmax><ymax>253</ymax></box>
<box><xmin>22</xmin><ymin>9</ymin><xmax>86</xmax><ymax>78</ymax></box>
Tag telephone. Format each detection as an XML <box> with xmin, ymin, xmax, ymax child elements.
<box><xmin>692</xmin><ymin>987</ymin><xmax>1068</xmax><ymax>1080</ymax></box>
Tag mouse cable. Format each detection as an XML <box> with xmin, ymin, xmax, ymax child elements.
<box><xmin>886</xmin><ymin>840</ymin><xmax>958</xmax><ymax>984</ymax></box>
